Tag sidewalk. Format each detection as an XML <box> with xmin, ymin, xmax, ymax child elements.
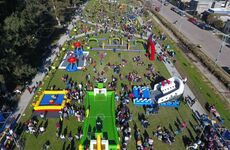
<box><xmin>155</xmin><ymin>43</ymin><xmax>206</xmax><ymax>114</ymax></box>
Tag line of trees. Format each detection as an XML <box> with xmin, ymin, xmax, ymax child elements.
<box><xmin>0</xmin><ymin>0</ymin><xmax>85</xmax><ymax>92</ymax></box>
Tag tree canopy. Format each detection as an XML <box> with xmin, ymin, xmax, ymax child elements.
<box><xmin>0</xmin><ymin>0</ymin><xmax>86</xmax><ymax>91</ymax></box>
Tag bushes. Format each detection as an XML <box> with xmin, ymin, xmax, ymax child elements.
<box><xmin>147</xmin><ymin>8</ymin><xmax>230</xmax><ymax>88</ymax></box>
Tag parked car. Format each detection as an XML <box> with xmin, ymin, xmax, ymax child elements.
<box><xmin>222</xmin><ymin>67</ymin><xmax>230</xmax><ymax>74</ymax></box>
<box><xmin>188</xmin><ymin>17</ymin><xmax>197</xmax><ymax>24</ymax></box>
<box><xmin>196</xmin><ymin>22</ymin><xmax>213</xmax><ymax>30</ymax></box>
<box><xmin>178</xmin><ymin>11</ymin><xmax>186</xmax><ymax>16</ymax></box>
<box><xmin>170</xmin><ymin>7</ymin><xmax>176</xmax><ymax>11</ymax></box>
<box><xmin>164</xmin><ymin>2</ymin><xmax>169</xmax><ymax>6</ymax></box>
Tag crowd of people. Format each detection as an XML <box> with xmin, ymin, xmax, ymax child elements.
<box><xmin>154</xmin><ymin>125</ymin><xmax>175</xmax><ymax>145</ymax></box>
<box><xmin>3</xmin><ymin>1</ymin><xmax>229</xmax><ymax>149</ymax></box>
<box><xmin>1</xmin><ymin>128</ymin><xmax>18</xmax><ymax>150</ymax></box>
<box><xmin>134</xmin><ymin>127</ymin><xmax>154</xmax><ymax>150</ymax></box>
<box><xmin>116</xmin><ymin>103</ymin><xmax>132</xmax><ymax>149</ymax></box>
<box><xmin>23</xmin><ymin>117</ymin><xmax>47</xmax><ymax>136</ymax></box>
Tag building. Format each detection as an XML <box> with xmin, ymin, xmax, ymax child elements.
<box><xmin>224</xmin><ymin>19</ymin><xmax>230</xmax><ymax>34</ymax></box>
<box><xmin>108</xmin><ymin>0</ymin><xmax>118</xmax><ymax>3</ymax></box>
<box><xmin>178</xmin><ymin>0</ymin><xmax>230</xmax><ymax>14</ymax></box>
<box><xmin>208</xmin><ymin>7</ymin><xmax>230</xmax><ymax>15</ymax></box>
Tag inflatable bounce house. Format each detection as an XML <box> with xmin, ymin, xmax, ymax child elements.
<box><xmin>146</xmin><ymin>34</ymin><xmax>156</xmax><ymax>61</ymax></box>
<box><xmin>133</xmin><ymin>76</ymin><xmax>185</xmax><ymax>108</ymax></box>
<box><xmin>33</xmin><ymin>90</ymin><xmax>70</xmax><ymax>112</ymax></box>
<box><xmin>133</xmin><ymin>86</ymin><xmax>152</xmax><ymax>105</ymax></box>
<box><xmin>59</xmin><ymin>42</ymin><xmax>89</xmax><ymax>72</ymax></box>
<box><xmin>79</xmin><ymin>83</ymin><xmax>120</xmax><ymax>150</ymax></box>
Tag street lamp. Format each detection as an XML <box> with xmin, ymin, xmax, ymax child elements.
<box><xmin>215</xmin><ymin>33</ymin><xmax>229</xmax><ymax>65</ymax></box>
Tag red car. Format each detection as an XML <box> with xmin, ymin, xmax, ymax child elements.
<box><xmin>155</xmin><ymin>6</ymin><xmax>160</xmax><ymax>12</ymax></box>
<box><xmin>188</xmin><ymin>17</ymin><xmax>197</xmax><ymax>24</ymax></box>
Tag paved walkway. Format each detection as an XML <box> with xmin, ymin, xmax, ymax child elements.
<box><xmin>155</xmin><ymin>44</ymin><xmax>206</xmax><ymax>114</ymax></box>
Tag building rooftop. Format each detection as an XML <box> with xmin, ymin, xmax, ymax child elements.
<box><xmin>208</xmin><ymin>8</ymin><xmax>230</xmax><ymax>15</ymax></box>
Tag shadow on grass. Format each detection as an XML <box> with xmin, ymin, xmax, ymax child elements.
<box><xmin>174</xmin><ymin>121</ymin><xmax>180</xmax><ymax>131</ymax></box>
<box><xmin>64</xmin><ymin>126</ymin><xmax>68</xmax><ymax>136</ymax></box>
<box><xmin>169</xmin><ymin>123</ymin><xmax>174</xmax><ymax>133</ymax></box>
<box><xmin>189</xmin><ymin>120</ymin><xmax>196</xmax><ymax>133</ymax></box>
<box><xmin>62</xmin><ymin>141</ymin><xmax>66</xmax><ymax>150</ymax></box>
<box><xmin>71</xmin><ymin>139</ymin><xmax>75</xmax><ymax>150</ymax></box>
<box><xmin>187</xmin><ymin>128</ymin><xmax>195</xmax><ymax>142</ymax></box>
<box><xmin>176</xmin><ymin>117</ymin><xmax>181</xmax><ymax>125</ymax></box>
<box><xmin>182</xmin><ymin>135</ymin><xmax>192</xmax><ymax>147</ymax></box>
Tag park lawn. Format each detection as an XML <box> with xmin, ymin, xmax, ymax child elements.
<box><xmin>126</xmin><ymin>102</ymin><xmax>199</xmax><ymax>150</ymax></box>
<box><xmin>18</xmin><ymin>50</ymin><xmax>199</xmax><ymax>150</ymax></box>
<box><xmin>83</xmin><ymin>1</ymin><xmax>124</xmax><ymax>21</ymax></box>
<box><xmin>18</xmin><ymin>116</ymin><xmax>84</xmax><ymax>150</ymax></box>
<box><xmin>16</xmin><ymin>1</ymin><xmax>201</xmax><ymax>149</ymax></box>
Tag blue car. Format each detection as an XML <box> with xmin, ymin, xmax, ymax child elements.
<box><xmin>197</xmin><ymin>22</ymin><xmax>213</xmax><ymax>30</ymax></box>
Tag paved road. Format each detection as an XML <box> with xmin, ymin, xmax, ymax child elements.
<box><xmin>151</xmin><ymin>0</ymin><xmax>230</xmax><ymax>68</ymax></box>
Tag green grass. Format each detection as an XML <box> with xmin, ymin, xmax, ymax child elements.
<box><xmin>18</xmin><ymin>50</ymin><xmax>199</xmax><ymax>150</ymax></box>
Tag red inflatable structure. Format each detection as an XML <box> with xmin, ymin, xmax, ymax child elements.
<box><xmin>146</xmin><ymin>34</ymin><xmax>156</xmax><ymax>61</ymax></box>
<box><xmin>73</xmin><ymin>42</ymin><xmax>81</xmax><ymax>48</ymax></box>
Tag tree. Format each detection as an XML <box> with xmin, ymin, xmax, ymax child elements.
<box><xmin>214</xmin><ymin>19</ymin><xmax>225</xmax><ymax>30</ymax></box>
<box><xmin>3</xmin><ymin>13</ymin><xmax>26</xmax><ymax>47</ymax></box>
<box><xmin>0</xmin><ymin>0</ymin><xmax>84</xmax><ymax>90</ymax></box>
<box><xmin>12</xmin><ymin>62</ymin><xmax>37</xmax><ymax>84</ymax></box>
<box><xmin>207</xmin><ymin>14</ymin><xmax>217</xmax><ymax>25</ymax></box>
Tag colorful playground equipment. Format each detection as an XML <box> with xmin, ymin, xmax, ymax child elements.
<box><xmin>146</xmin><ymin>34</ymin><xmax>156</xmax><ymax>61</ymax></box>
<box><xmin>66</xmin><ymin>42</ymin><xmax>82</xmax><ymax>72</ymax></box>
<box><xmin>89</xmin><ymin>36</ymin><xmax>146</xmax><ymax>52</ymax></box>
<box><xmin>133</xmin><ymin>86</ymin><xmax>152</xmax><ymax>106</ymax></box>
<box><xmin>66</xmin><ymin>56</ymin><xmax>78</xmax><ymax>72</ymax></box>
<box><xmin>33</xmin><ymin>90</ymin><xmax>70</xmax><ymax>112</ymax></box>
<box><xmin>59</xmin><ymin>42</ymin><xmax>89</xmax><ymax>71</ymax></box>
<box><xmin>133</xmin><ymin>76</ymin><xmax>185</xmax><ymax>108</ymax></box>
<box><xmin>79</xmin><ymin>83</ymin><xmax>120</xmax><ymax>150</ymax></box>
